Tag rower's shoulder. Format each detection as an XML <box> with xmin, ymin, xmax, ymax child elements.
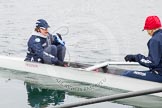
<box><xmin>151</xmin><ymin>32</ymin><xmax>162</xmax><ymax>43</ymax></box>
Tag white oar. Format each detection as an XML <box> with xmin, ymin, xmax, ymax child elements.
<box><xmin>85</xmin><ymin>61</ymin><xmax>139</xmax><ymax>71</ymax></box>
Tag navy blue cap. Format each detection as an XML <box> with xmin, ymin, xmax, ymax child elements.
<box><xmin>36</xmin><ymin>19</ymin><xmax>50</xmax><ymax>29</ymax></box>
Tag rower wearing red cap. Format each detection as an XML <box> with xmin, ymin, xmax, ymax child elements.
<box><xmin>123</xmin><ymin>15</ymin><xmax>162</xmax><ymax>83</ymax></box>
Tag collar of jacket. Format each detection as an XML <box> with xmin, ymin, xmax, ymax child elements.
<box><xmin>152</xmin><ymin>29</ymin><xmax>162</xmax><ymax>36</ymax></box>
<box><xmin>31</xmin><ymin>31</ymin><xmax>47</xmax><ymax>38</ymax></box>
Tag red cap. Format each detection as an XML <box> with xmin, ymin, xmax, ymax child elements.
<box><xmin>143</xmin><ymin>16</ymin><xmax>161</xmax><ymax>31</ymax></box>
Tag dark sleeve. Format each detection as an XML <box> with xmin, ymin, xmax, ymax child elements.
<box><xmin>28</xmin><ymin>35</ymin><xmax>59</xmax><ymax>64</ymax></box>
<box><xmin>29</xmin><ymin>39</ymin><xmax>44</xmax><ymax>58</ymax></box>
<box><xmin>29</xmin><ymin>37</ymin><xmax>58</xmax><ymax>63</ymax></box>
<box><xmin>51</xmin><ymin>33</ymin><xmax>65</xmax><ymax>46</ymax></box>
<box><xmin>135</xmin><ymin>39</ymin><xmax>161</xmax><ymax>68</ymax></box>
<box><xmin>52</xmin><ymin>35</ymin><xmax>61</xmax><ymax>45</ymax></box>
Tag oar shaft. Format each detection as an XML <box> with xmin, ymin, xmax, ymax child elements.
<box><xmin>54</xmin><ymin>87</ymin><xmax>162</xmax><ymax>108</ymax></box>
<box><xmin>85</xmin><ymin>62</ymin><xmax>139</xmax><ymax>71</ymax></box>
<box><xmin>85</xmin><ymin>62</ymin><xmax>109</xmax><ymax>71</ymax></box>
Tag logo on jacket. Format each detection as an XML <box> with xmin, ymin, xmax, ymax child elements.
<box><xmin>140</xmin><ymin>59</ymin><xmax>152</xmax><ymax>64</ymax></box>
<box><xmin>133</xmin><ymin>71</ymin><xmax>146</xmax><ymax>76</ymax></box>
<box><xmin>35</xmin><ymin>38</ymin><xmax>40</xmax><ymax>42</ymax></box>
<box><xmin>42</xmin><ymin>43</ymin><xmax>47</xmax><ymax>47</ymax></box>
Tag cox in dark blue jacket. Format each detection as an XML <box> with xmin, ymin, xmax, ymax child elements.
<box><xmin>25</xmin><ymin>19</ymin><xmax>66</xmax><ymax>66</ymax></box>
<box><xmin>25</xmin><ymin>31</ymin><xmax>66</xmax><ymax>66</ymax></box>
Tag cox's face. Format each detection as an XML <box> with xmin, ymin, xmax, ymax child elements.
<box><xmin>147</xmin><ymin>30</ymin><xmax>153</xmax><ymax>36</ymax></box>
<box><xmin>40</xmin><ymin>28</ymin><xmax>48</xmax><ymax>36</ymax></box>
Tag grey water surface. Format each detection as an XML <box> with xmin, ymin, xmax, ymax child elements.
<box><xmin>0</xmin><ymin>0</ymin><xmax>162</xmax><ymax>108</ymax></box>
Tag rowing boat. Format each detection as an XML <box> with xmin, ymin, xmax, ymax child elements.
<box><xmin>0</xmin><ymin>55</ymin><xmax>162</xmax><ymax>96</ymax></box>
<box><xmin>0</xmin><ymin>55</ymin><xmax>162</xmax><ymax>107</ymax></box>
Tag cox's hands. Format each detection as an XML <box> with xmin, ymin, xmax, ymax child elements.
<box><xmin>55</xmin><ymin>33</ymin><xmax>65</xmax><ymax>46</ymax></box>
<box><xmin>124</xmin><ymin>55</ymin><xmax>136</xmax><ymax>62</ymax></box>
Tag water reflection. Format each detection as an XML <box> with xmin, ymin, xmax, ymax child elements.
<box><xmin>25</xmin><ymin>82</ymin><xmax>65</xmax><ymax>108</ymax></box>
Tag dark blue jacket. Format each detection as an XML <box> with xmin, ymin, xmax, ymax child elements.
<box><xmin>134</xmin><ymin>29</ymin><xmax>162</xmax><ymax>72</ymax></box>
<box><xmin>25</xmin><ymin>32</ymin><xmax>61</xmax><ymax>63</ymax></box>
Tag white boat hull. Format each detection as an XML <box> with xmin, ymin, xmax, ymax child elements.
<box><xmin>0</xmin><ymin>55</ymin><xmax>162</xmax><ymax>98</ymax></box>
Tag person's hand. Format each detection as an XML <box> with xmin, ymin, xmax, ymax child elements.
<box><xmin>56</xmin><ymin>33</ymin><xmax>62</xmax><ymax>40</ymax></box>
<box><xmin>55</xmin><ymin>60</ymin><xmax>68</xmax><ymax>67</ymax></box>
<box><xmin>55</xmin><ymin>33</ymin><xmax>65</xmax><ymax>46</ymax></box>
<box><xmin>124</xmin><ymin>55</ymin><xmax>136</xmax><ymax>62</ymax></box>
